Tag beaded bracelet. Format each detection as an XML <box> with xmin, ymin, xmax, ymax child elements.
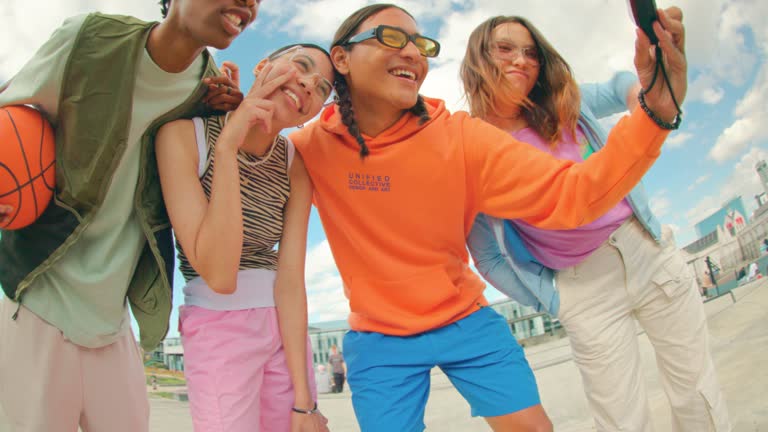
<box><xmin>638</xmin><ymin>89</ymin><xmax>682</xmax><ymax>130</ymax></box>
<box><xmin>292</xmin><ymin>402</ymin><xmax>319</xmax><ymax>415</ymax></box>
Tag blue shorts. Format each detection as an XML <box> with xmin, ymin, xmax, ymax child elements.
<box><xmin>343</xmin><ymin>306</ymin><xmax>541</xmax><ymax>432</ymax></box>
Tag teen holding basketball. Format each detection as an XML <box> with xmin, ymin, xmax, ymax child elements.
<box><xmin>461</xmin><ymin>13</ymin><xmax>729</xmax><ymax>431</ymax></box>
<box><xmin>0</xmin><ymin>1</ymin><xmax>256</xmax><ymax>430</ymax></box>
<box><xmin>289</xmin><ymin>3</ymin><xmax>688</xmax><ymax>431</ymax></box>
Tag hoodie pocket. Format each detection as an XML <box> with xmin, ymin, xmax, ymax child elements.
<box><xmin>349</xmin><ymin>266</ymin><xmax>459</xmax><ymax>322</ymax></box>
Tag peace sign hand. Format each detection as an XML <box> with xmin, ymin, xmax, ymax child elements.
<box><xmin>218</xmin><ymin>63</ymin><xmax>297</xmax><ymax>152</ymax></box>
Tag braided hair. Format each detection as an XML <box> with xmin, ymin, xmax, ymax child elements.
<box><xmin>333</xmin><ymin>71</ymin><xmax>369</xmax><ymax>157</ymax></box>
<box><xmin>159</xmin><ymin>0</ymin><xmax>171</xmax><ymax>19</ymax></box>
<box><xmin>332</xmin><ymin>4</ymin><xmax>431</xmax><ymax>158</ymax></box>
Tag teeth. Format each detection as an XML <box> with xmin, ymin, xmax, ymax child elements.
<box><xmin>283</xmin><ymin>89</ymin><xmax>301</xmax><ymax>109</ymax></box>
<box><xmin>390</xmin><ymin>69</ymin><xmax>416</xmax><ymax>80</ymax></box>
<box><xmin>224</xmin><ymin>13</ymin><xmax>242</xmax><ymax>27</ymax></box>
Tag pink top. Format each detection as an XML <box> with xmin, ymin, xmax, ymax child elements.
<box><xmin>511</xmin><ymin>127</ymin><xmax>633</xmax><ymax>270</ymax></box>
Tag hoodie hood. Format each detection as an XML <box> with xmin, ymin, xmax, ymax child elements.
<box><xmin>317</xmin><ymin>96</ymin><xmax>448</xmax><ymax>150</ymax></box>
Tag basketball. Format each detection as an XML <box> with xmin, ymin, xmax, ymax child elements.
<box><xmin>0</xmin><ymin>105</ymin><xmax>56</xmax><ymax>230</ymax></box>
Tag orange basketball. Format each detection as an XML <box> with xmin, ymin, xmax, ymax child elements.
<box><xmin>0</xmin><ymin>105</ymin><xmax>56</xmax><ymax>230</ymax></box>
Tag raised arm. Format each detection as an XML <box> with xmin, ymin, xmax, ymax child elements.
<box><xmin>155</xmin><ymin>119</ymin><xmax>244</xmax><ymax>294</ymax></box>
<box><xmin>274</xmin><ymin>153</ymin><xmax>330</xmax><ymax>432</ymax></box>
<box><xmin>465</xmin><ymin>7</ymin><xmax>686</xmax><ymax>229</ymax></box>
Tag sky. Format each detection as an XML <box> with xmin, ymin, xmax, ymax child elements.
<box><xmin>1</xmin><ymin>0</ymin><xmax>766</xmax><ymax>336</ymax></box>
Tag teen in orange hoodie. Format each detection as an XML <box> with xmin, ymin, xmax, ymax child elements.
<box><xmin>290</xmin><ymin>4</ymin><xmax>687</xmax><ymax>432</ymax></box>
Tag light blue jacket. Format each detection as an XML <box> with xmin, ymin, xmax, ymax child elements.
<box><xmin>467</xmin><ymin>72</ymin><xmax>662</xmax><ymax>317</ymax></box>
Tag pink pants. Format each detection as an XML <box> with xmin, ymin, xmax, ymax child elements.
<box><xmin>179</xmin><ymin>305</ymin><xmax>317</xmax><ymax>432</ymax></box>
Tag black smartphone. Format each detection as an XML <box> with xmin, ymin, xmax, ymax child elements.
<box><xmin>629</xmin><ymin>0</ymin><xmax>659</xmax><ymax>44</ymax></box>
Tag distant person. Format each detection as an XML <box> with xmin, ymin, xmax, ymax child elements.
<box><xmin>737</xmin><ymin>267</ymin><xmax>747</xmax><ymax>282</ymax></box>
<box><xmin>316</xmin><ymin>365</ymin><xmax>333</xmax><ymax>394</ymax></box>
<box><xmin>328</xmin><ymin>345</ymin><xmax>346</xmax><ymax>393</ymax></box>
<box><xmin>700</xmin><ymin>270</ymin><xmax>714</xmax><ymax>296</ymax></box>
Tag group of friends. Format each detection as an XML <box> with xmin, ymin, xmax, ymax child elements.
<box><xmin>0</xmin><ymin>0</ymin><xmax>732</xmax><ymax>431</ymax></box>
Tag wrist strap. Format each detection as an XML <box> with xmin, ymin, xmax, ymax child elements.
<box><xmin>638</xmin><ymin>89</ymin><xmax>682</xmax><ymax>130</ymax></box>
<box><xmin>292</xmin><ymin>402</ymin><xmax>318</xmax><ymax>415</ymax></box>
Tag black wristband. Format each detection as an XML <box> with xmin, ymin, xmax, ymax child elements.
<box><xmin>638</xmin><ymin>89</ymin><xmax>682</xmax><ymax>130</ymax></box>
<box><xmin>292</xmin><ymin>402</ymin><xmax>318</xmax><ymax>415</ymax></box>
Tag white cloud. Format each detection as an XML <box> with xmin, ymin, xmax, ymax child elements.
<box><xmin>708</xmin><ymin>58</ymin><xmax>768</xmax><ymax>163</ymax></box>
<box><xmin>702</xmin><ymin>3</ymin><xmax>768</xmax><ymax>163</ymax></box>
<box><xmin>676</xmin><ymin>0</ymin><xmax>761</xmax><ymax>86</ymax></box>
<box><xmin>0</xmin><ymin>1</ymin><xmax>162</xmax><ymax>81</ymax></box>
<box><xmin>650</xmin><ymin>190</ymin><xmax>672</xmax><ymax>217</ymax></box>
<box><xmin>688</xmin><ymin>74</ymin><xmax>725</xmax><ymax>105</ymax></box>
<box><xmin>667</xmin><ymin>132</ymin><xmax>694</xmax><ymax>148</ymax></box>
<box><xmin>260</xmin><ymin>0</ymin><xmax>456</xmax><ymax>42</ymax></box>
<box><xmin>304</xmin><ymin>240</ymin><xmax>349</xmax><ymax>322</ymax></box>
<box><xmin>688</xmin><ymin>174</ymin><xmax>711</xmax><ymax>191</ymax></box>
<box><xmin>686</xmin><ymin>195</ymin><xmax>720</xmax><ymax>228</ymax></box>
<box><xmin>719</xmin><ymin>146</ymin><xmax>768</xmax><ymax>214</ymax></box>
<box><xmin>709</xmin><ymin>117</ymin><xmax>762</xmax><ymax>162</ymax></box>
<box><xmin>688</xmin><ymin>146</ymin><xmax>768</xmax><ymax>230</ymax></box>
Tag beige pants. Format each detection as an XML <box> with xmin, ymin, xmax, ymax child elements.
<box><xmin>557</xmin><ymin>218</ymin><xmax>730</xmax><ymax>432</ymax></box>
<box><xmin>0</xmin><ymin>299</ymin><xmax>149</xmax><ymax>432</ymax></box>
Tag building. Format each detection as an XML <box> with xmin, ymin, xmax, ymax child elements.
<box><xmin>694</xmin><ymin>196</ymin><xmax>748</xmax><ymax>238</ymax></box>
<box><xmin>146</xmin><ymin>336</ymin><xmax>185</xmax><ymax>371</ymax></box>
<box><xmin>163</xmin><ymin>337</ymin><xmax>184</xmax><ymax>371</ymax></box>
<box><xmin>683</xmin><ymin>201</ymin><xmax>768</xmax><ymax>294</ymax></box>
<box><xmin>308</xmin><ymin>320</ymin><xmax>347</xmax><ymax>366</ymax></box>
<box><xmin>756</xmin><ymin>160</ymin><xmax>768</xmax><ymax>195</ymax></box>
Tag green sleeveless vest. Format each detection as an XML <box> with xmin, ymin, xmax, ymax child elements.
<box><xmin>0</xmin><ymin>13</ymin><xmax>220</xmax><ymax>350</ymax></box>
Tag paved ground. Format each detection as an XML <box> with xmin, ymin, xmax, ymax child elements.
<box><xmin>1</xmin><ymin>279</ymin><xmax>766</xmax><ymax>431</ymax></box>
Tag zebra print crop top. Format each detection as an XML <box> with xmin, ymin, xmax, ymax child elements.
<box><xmin>176</xmin><ymin>115</ymin><xmax>293</xmax><ymax>282</ymax></box>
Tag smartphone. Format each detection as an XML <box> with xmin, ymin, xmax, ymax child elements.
<box><xmin>628</xmin><ymin>0</ymin><xmax>659</xmax><ymax>44</ymax></box>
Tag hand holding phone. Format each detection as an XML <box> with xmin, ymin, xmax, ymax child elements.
<box><xmin>629</xmin><ymin>0</ymin><xmax>659</xmax><ymax>44</ymax></box>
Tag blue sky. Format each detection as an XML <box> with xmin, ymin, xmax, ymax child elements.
<box><xmin>1</xmin><ymin>0</ymin><xmax>766</xmax><ymax>336</ymax></box>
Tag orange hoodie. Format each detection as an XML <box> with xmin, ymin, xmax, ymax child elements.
<box><xmin>290</xmin><ymin>97</ymin><xmax>668</xmax><ymax>336</ymax></box>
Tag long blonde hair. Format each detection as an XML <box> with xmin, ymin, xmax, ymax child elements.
<box><xmin>460</xmin><ymin>16</ymin><xmax>581</xmax><ymax>147</ymax></box>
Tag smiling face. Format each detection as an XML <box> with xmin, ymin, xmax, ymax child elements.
<box><xmin>334</xmin><ymin>7</ymin><xmax>430</xmax><ymax>116</ymax></box>
<box><xmin>257</xmin><ymin>46</ymin><xmax>335</xmax><ymax>129</ymax></box>
<box><xmin>489</xmin><ymin>22</ymin><xmax>540</xmax><ymax>100</ymax></box>
<box><xmin>173</xmin><ymin>0</ymin><xmax>260</xmax><ymax>50</ymax></box>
